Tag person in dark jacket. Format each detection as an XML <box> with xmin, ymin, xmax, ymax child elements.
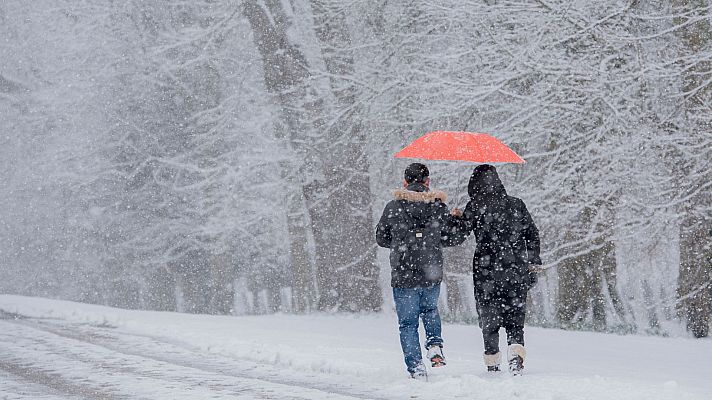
<box><xmin>454</xmin><ymin>164</ymin><xmax>541</xmax><ymax>374</ymax></box>
<box><xmin>375</xmin><ymin>163</ymin><xmax>465</xmax><ymax>378</ymax></box>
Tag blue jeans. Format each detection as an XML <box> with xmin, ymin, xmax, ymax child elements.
<box><xmin>393</xmin><ymin>284</ymin><xmax>443</xmax><ymax>373</ymax></box>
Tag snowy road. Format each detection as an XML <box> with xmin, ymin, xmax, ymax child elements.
<box><xmin>0</xmin><ymin>311</ymin><xmax>389</xmax><ymax>400</ymax></box>
<box><xmin>0</xmin><ymin>296</ymin><xmax>710</xmax><ymax>400</ymax></box>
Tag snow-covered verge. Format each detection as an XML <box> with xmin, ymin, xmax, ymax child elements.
<box><xmin>0</xmin><ymin>295</ymin><xmax>709</xmax><ymax>400</ymax></box>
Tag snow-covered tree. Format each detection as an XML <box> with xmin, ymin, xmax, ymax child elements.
<box><xmin>2</xmin><ymin>0</ymin><xmax>710</xmax><ymax>337</ymax></box>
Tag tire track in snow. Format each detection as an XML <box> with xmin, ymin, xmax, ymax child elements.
<box><xmin>0</xmin><ymin>319</ymin><xmax>340</xmax><ymax>399</ymax></box>
<box><xmin>0</xmin><ymin>315</ymin><xmax>397</xmax><ymax>400</ymax></box>
<box><xmin>0</xmin><ymin>358</ymin><xmax>120</xmax><ymax>400</ymax></box>
<box><xmin>0</xmin><ymin>311</ymin><xmax>121</xmax><ymax>400</ymax></box>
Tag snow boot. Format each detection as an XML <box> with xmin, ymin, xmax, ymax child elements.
<box><xmin>426</xmin><ymin>345</ymin><xmax>446</xmax><ymax>367</ymax></box>
<box><xmin>483</xmin><ymin>352</ymin><xmax>501</xmax><ymax>372</ymax></box>
<box><xmin>508</xmin><ymin>344</ymin><xmax>526</xmax><ymax>375</ymax></box>
<box><xmin>409</xmin><ymin>362</ymin><xmax>428</xmax><ymax>381</ymax></box>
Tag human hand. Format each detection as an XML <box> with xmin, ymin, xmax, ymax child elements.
<box><xmin>450</xmin><ymin>208</ymin><xmax>463</xmax><ymax>217</ymax></box>
<box><xmin>525</xmin><ymin>265</ymin><xmax>541</xmax><ymax>288</ymax></box>
<box><xmin>528</xmin><ymin>265</ymin><xmax>544</xmax><ymax>274</ymax></box>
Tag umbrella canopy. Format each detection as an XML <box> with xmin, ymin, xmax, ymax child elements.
<box><xmin>394</xmin><ymin>131</ymin><xmax>525</xmax><ymax>164</ymax></box>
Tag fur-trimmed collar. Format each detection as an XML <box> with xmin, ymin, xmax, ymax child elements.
<box><xmin>393</xmin><ymin>188</ymin><xmax>447</xmax><ymax>203</ymax></box>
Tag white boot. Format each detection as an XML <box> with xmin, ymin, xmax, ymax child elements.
<box><xmin>426</xmin><ymin>345</ymin><xmax>446</xmax><ymax>367</ymax></box>
<box><xmin>508</xmin><ymin>344</ymin><xmax>526</xmax><ymax>375</ymax></box>
<box><xmin>483</xmin><ymin>352</ymin><xmax>501</xmax><ymax>372</ymax></box>
<box><xmin>410</xmin><ymin>362</ymin><xmax>428</xmax><ymax>380</ymax></box>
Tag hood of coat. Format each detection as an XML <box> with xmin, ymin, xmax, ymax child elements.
<box><xmin>393</xmin><ymin>187</ymin><xmax>448</xmax><ymax>222</ymax></box>
<box><xmin>468</xmin><ymin>164</ymin><xmax>507</xmax><ymax>200</ymax></box>
<box><xmin>394</xmin><ymin>188</ymin><xmax>447</xmax><ymax>203</ymax></box>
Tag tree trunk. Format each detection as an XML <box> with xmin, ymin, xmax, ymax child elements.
<box><xmin>557</xmin><ymin>204</ymin><xmax>619</xmax><ymax>330</ymax></box>
<box><xmin>601</xmin><ymin>243</ymin><xmax>627</xmax><ymax>321</ymax></box>
<box><xmin>285</xmin><ymin>185</ymin><xmax>316</xmax><ymax>313</ymax></box>
<box><xmin>306</xmin><ymin>0</ymin><xmax>381</xmax><ymax>312</ymax></box>
<box><xmin>672</xmin><ymin>0</ymin><xmax>712</xmax><ymax>337</ymax></box>
<box><xmin>243</xmin><ymin>0</ymin><xmax>318</xmax><ymax>313</ymax></box>
<box><xmin>246</xmin><ymin>0</ymin><xmax>382</xmax><ymax>312</ymax></box>
<box><xmin>590</xmin><ymin>255</ymin><xmax>607</xmax><ymax>332</ymax></box>
<box><xmin>443</xmin><ymin>241</ymin><xmax>473</xmax><ymax>320</ymax></box>
<box><xmin>557</xmin><ymin>254</ymin><xmax>588</xmax><ymax>327</ymax></box>
<box><xmin>679</xmin><ymin>220</ymin><xmax>712</xmax><ymax>337</ymax></box>
<box><xmin>208</xmin><ymin>253</ymin><xmax>235</xmax><ymax>315</ymax></box>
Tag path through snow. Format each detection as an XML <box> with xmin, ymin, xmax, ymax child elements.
<box><xmin>0</xmin><ymin>296</ymin><xmax>709</xmax><ymax>400</ymax></box>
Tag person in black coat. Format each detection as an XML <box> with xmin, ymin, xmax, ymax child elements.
<box><xmin>454</xmin><ymin>164</ymin><xmax>541</xmax><ymax>374</ymax></box>
<box><xmin>375</xmin><ymin>163</ymin><xmax>465</xmax><ymax>378</ymax></box>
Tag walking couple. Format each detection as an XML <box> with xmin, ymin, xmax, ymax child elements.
<box><xmin>376</xmin><ymin>163</ymin><xmax>541</xmax><ymax>379</ymax></box>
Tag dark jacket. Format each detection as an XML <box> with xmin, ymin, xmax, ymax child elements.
<box><xmin>376</xmin><ymin>183</ymin><xmax>465</xmax><ymax>288</ymax></box>
<box><xmin>459</xmin><ymin>165</ymin><xmax>541</xmax><ymax>303</ymax></box>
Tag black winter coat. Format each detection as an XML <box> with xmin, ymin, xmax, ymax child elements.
<box><xmin>375</xmin><ymin>183</ymin><xmax>465</xmax><ymax>288</ymax></box>
<box><xmin>458</xmin><ymin>165</ymin><xmax>541</xmax><ymax>304</ymax></box>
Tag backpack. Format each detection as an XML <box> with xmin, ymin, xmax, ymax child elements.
<box><xmin>391</xmin><ymin>202</ymin><xmax>444</xmax><ymax>284</ymax></box>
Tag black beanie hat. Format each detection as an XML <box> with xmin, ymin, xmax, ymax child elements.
<box><xmin>404</xmin><ymin>163</ymin><xmax>429</xmax><ymax>184</ymax></box>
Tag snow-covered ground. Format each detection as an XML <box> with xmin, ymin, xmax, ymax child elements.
<box><xmin>0</xmin><ymin>295</ymin><xmax>709</xmax><ymax>400</ymax></box>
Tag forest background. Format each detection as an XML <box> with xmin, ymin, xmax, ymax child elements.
<box><xmin>1</xmin><ymin>0</ymin><xmax>710</xmax><ymax>338</ymax></box>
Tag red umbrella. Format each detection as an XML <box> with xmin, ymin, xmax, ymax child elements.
<box><xmin>395</xmin><ymin>131</ymin><xmax>525</xmax><ymax>164</ymax></box>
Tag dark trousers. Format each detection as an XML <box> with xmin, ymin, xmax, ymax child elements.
<box><xmin>476</xmin><ymin>295</ymin><xmax>526</xmax><ymax>355</ymax></box>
